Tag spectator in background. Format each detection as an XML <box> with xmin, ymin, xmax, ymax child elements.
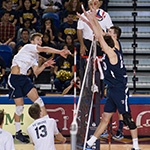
<box><xmin>64</xmin><ymin>34</ymin><xmax>80</xmax><ymax>70</ymax></box>
<box><xmin>64</xmin><ymin>34</ymin><xmax>75</xmax><ymax>53</ymax></box>
<box><xmin>62</xmin><ymin>76</ymin><xmax>81</xmax><ymax>95</ymax></box>
<box><xmin>63</xmin><ymin>0</ymin><xmax>82</xmax><ymax>22</ymax></box>
<box><xmin>40</xmin><ymin>18</ymin><xmax>58</xmax><ymax>42</ymax></box>
<box><xmin>19</xmin><ymin>0</ymin><xmax>39</xmax><ymax>31</ymax></box>
<box><xmin>12</xmin><ymin>0</ymin><xmax>23</xmax><ymax>11</ymax></box>
<box><xmin>0</xmin><ymin>1</ymin><xmax>4</xmax><ymax>9</ymax></box>
<box><xmin>40</xmin><ymin>0</ymin><xmax>62</xmax><ymax>13</ymax></box>
<box><xmin>17</xmin><ymin>18</ymin><xmax>36</xmax><ymax>42</ymax></box>
<box><xmin>58</xmin><ymin>11</ymin><xmax>78</xmax><ymax>43</ymax></box>
<box><xmin>15</xmin><ymin>28</ymin><xmax>30</xmax><ymax>54</ymax></box>
<box><xmin>0</xmin><ymin>109</ymin><xmax>15</xmax><ymax>150</ymax></box>
<box><xmin>31</xmin><ymin>0</ymin><xmax>40</xmax><ymax>12</ymax></box>
<box><xmin>0</xmin><ymin>56</ymin><xmax>6</xmax><ymax>87</ymax></box>
<box><xmin>54</xmin><ymin>45</ymin><xmax>74</xmax><ymax>93</ymax></box>
<box><xmin>0</xmin><ymin>0</ymin><xmax>18</xmax><ymax>27</ymax></box>
<box><xmin>0</xmin><ymin>11</ymin><xmax>16</xmax><ymax>50</ymax></box>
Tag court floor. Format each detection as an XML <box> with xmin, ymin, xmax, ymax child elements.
<box><xmin>15</xmin><ymin>144</ymin><xmax>150</xmax><ymax>150</ymax></box>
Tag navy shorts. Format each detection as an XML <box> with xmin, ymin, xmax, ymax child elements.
<box><xmin>8</xmin><ymin>74</ymin><xmax>34</xmax><ymax>99</ymax></box>
<box><xmin>104</xmin><ymin>86</ymin><xmax>130</xmax><ymax>114</ymax></box>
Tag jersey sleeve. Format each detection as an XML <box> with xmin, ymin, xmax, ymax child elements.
<box><xmin>105</xmin><ymin>12</ymin><xmax>114</xmax><ymax>29</ymax></box>
<box><xmin>53</xmin><ymin>119</ymin><xmax>59</xmax><ymax>135</ymax></box>
<box><xmin>77</xmin><ymin>15</ymin><xmax>84</xmax><ymax>30</ymax></box>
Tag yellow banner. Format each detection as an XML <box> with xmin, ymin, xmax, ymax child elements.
<box><xmin>0</xmin><ymin>105</ymin><xmax>33</xmax><ymax>135</ymax></box>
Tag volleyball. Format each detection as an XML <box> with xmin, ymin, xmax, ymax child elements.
<box><xmin>96</xmin><ymin>9</ymin><xmax>106</xmax><ymax>21</ymax></box>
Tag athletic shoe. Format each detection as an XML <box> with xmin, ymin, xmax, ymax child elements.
<box><xmin>112</xmin><ymin>130</ymin><xmax>124</xmax><ymax>140</ymax></box>
<box><xmin>131</xmin><ymin>148</ymin><xmax>141</xmax><ymax>150</ymax></box>
<box><xmin>15</xmin><ymin>130</ymin><xmax>30</xmax><ymax>143</ymax></box>
<box><xmin>100</xmin><ymin>130</ymin><xmax>108</xmax><ymax>138</ymax></box>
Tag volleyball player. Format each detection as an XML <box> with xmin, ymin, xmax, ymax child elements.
<box><xmin>8</xmin><ymin>32</ymin><xmax>70</xmax><ymax>143</ymax></box>
<box><xmin>0</xmin><ymin>109</ymin><xmax>15</xmax><ymax>150</ymax></box>
<box><xmin>77</xmin><ymin>6</ymin><xmax>140</xmax><ymax>150</ymax></box>
<box><xmin>27</xmin><ymin>103</ymin><xmax>66</xmax><ymax>150</ymax></box>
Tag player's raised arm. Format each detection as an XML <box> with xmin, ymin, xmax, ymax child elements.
<box><xmin>77</xmin><ymin>5</ymin><xmax>116</xmax><ymax>62</ymax></box>
<box><xmin>37</xmin><ymin>46</ymin><xmax>71</xmax><ymax>58</ymax></box>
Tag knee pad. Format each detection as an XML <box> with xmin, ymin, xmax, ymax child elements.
<box><xmin>34</xmin><ymin>97</ymin><xmax>44</xmax><ymax>107</ymax></box>
<box><xmin>16</xmin><ymin>106</ymin><xmax>24</xmax><ymax>116</ymax></box>
<box><xmin>122</xmin><ymin>112</ymin><xmax>137</xmax><ymax>130</ymax></box>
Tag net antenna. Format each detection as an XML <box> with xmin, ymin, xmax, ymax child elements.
<box><xmin>70</xmin><ymin>47</ymin><xmax>77</xmax><ymax>150</ymax></box>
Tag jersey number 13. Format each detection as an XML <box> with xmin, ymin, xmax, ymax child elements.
<box><xmin>35</xmin><ymin>125</ymin><xmax>47</xmax><ymax>139</ymax></box>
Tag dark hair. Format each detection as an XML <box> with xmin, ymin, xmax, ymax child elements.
<box><xmin>2</xmin><ymin>10</ymin><xmax>10</xmax><ymax>16</ymax></box>
<box><xmin>28</xmin><ymin>103</ymin><xmax>41</xmax><ymax>120</ymax></box>
<box><xmin>21</xmin><ymin>28</ymin><xmax>29</xmax><ymax>34</ymax></box>
<box><xmin>30</xmin><ymin>32</ymin><xmax>43</xmax><ymax>41</ymax></box>
<box><xmin>65</xmin><ymin>34</ymin><xmax>74</xmax><ymax>44</ymax></box>
<box><xmin>110</xmin><ymin>26</ymin><xmax>122</xmax><ymax>39</ymax></box>
<box><xmin>67</xmin><ymin>11</ymin><xmax>75</xmax><ymax>16</ymax></box>
<box><xmin>0</xmin><ymin>110</ymin><xmax>4</xmax><ymax>125</ymax></box>
<box><xmin>104</xmin><ymin>35</ymin><xmax>115</xmax><ymax>48</ymax></box>
<box><xmin>41</xmin><ymin>18</ymin><xmax>55</xmax><ymax>34</ymax></box>
<box><xmin>22</xmin><ymin>0</ymin><xmax>32</xmax><ymax>10</ymax></box>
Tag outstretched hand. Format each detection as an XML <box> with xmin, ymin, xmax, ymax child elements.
<box><xmin>77</xmin><ymin>4</ymin><xmax>103</xmax><ymax>40</ymax></box>
<box><xmin>60</xmin><ymin>49</ymin><xmax>71</xmax><ymax>58</ymax></box>
<box><xmin>77</xmin><ymin>4</ymin><xmax>97</xmax><ymax>31</ymax></box>
<box><xmin>43</xmin><ymin>58</ymin><xmax>56</xmax><ymax>68</ymax></box>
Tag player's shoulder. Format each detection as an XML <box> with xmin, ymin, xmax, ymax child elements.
<box><xmin>0</xmin><ymin>129</ymin><xmax>12</xmax><ymax>138</ymax></box>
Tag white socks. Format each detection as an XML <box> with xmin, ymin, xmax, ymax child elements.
<box><xmin>15</xmin><ymin>122</ymin><xmax>21</xmax><ymax>132</ymax></box>
<box><xmin>132</xmin><ymin>138</ymin><xmax>139</xmax><ymax>149</ymax></box>
<box><xmin>87</xmin><ymin>135</ymin><xmax>97</xmax><ymax>147</ymax></box>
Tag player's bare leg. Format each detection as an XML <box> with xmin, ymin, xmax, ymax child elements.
<box><xmin>14</xmin><ymin>98</ymin><xmax>29</xmax><ymax>143</ymax></box>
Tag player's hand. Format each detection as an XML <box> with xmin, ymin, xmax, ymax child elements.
<box><xmin>62</xmin><ymin>137</ymin><xmax>67</xmax><ymax>143</ymax></box>
<box><xmin>80</xmin><ymin>44</ymin><xmax>87</xmax><ymax>56</ymax></box>
<box><xmin>43</xmin><ymin>58</ymin><xmax>56</xmax><ymax>68</ymax></box>
<box><xmin>60</xmin><ymin>49</ymin><xmax>71</xmax><ymax>58</ymax></box>
<box><xmin>77</xmin><ymin>5</ymin><xmax>97</xmax><ymax>31</ymax></box>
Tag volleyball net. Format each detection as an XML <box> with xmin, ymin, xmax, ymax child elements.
<box><xmin>70</xmin><ymin>39</ymin><xmax>104</xmax><ymax>150</ymax></box>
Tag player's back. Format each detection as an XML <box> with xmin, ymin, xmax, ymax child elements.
<box><xmin>27</xmin><ymin>115</ymin><xmax>59</xmax><ymax>150</ymax></box>
<box><xmin>0</xmin><ymin>128</ymin><xmax>15</xmax><ymax>150</ymax></box>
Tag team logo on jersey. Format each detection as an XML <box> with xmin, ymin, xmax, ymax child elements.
<box><xmin>96</xmin><ymin>9</ymin><xmax>106</xmax><ymax>21</ymax></box>
<box><xmin>121</xmin><ymin>100</ymin><xmax>125</xmax><ymax>104</ymax></box>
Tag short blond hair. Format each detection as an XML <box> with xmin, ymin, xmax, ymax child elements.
<box><xmin>30</xmin><ymin>32</ymin><xmax>43</xmax><ymax>41</ymax></box>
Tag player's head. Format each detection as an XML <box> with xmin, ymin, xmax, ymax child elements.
<box><xmin>108</xmin><ymin>26</ymin><xmax>122</xmax><ymax>40</ymax></box>
<box><xmin>88</xmin><ymin>0</ymin><xmax>103</xmax><ymax>9</ymax></box>
<box><xmin>28</xmin><ymin>103</ymin><xmax>41</xmax><ymax>120</ymax></box>
<box><xmin>0</xmin><ymin>109</ymin><xmax>4</xmax><ymax>126</ymax></box>
<box><xmin>103</xmin><ymin>35</ymin><xmax>115</xmax><ymax>48</ymax></box>
<box><xmin>30</xmin><ymin>32</ymin><xmax>43</xmax><ymax>46</ymax></box>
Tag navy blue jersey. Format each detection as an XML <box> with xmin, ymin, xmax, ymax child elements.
<box><xmin>102</xmin><ymin>49</ymin><xmax>127</xmax><ymax>87</ymax></box>
<box><xmin>118</xmin><ymin>40</ymin><xmax>123</xmax><ymax>56</ymax></box>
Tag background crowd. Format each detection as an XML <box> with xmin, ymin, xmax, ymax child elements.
<box><xmin>0</xmin><ymin>0</ymin><xmax>109</xmax><ymax>94</ymax></box>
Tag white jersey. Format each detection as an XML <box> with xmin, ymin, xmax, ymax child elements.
<box><xmin>0</xmin><ymin>128</ymin><xmax>15</xmax><ymax>150</ymax></box>
<box><xmin>11</xmin><ymin>44</ymin><xmax>39</xmax><ymax>75</ymax></box>
<box><xmin>77</xmin><ymin>9</ymin><xmax>113</xmax><ymax>41</ymax></box>
<box><xmin>27</xmin><ymin>115</ymin><xmax>59</xmax><ymax>150</ymax></box>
